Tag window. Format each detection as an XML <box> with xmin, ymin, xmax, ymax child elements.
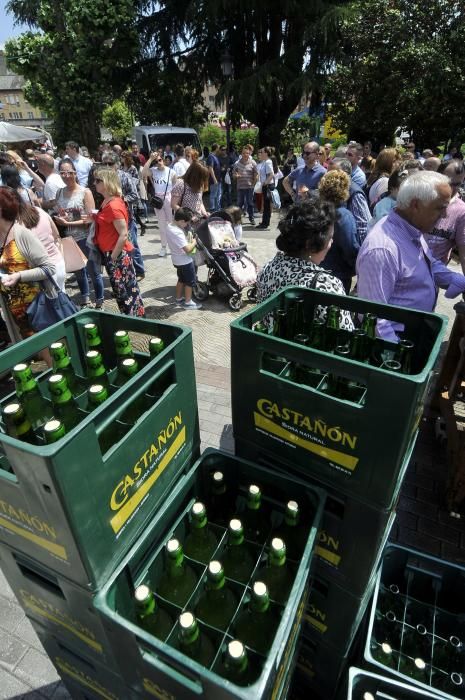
<box><xmin>7</xmin><ymin>95</ymin><xmax>15</xmax><ymax>104</ymax></box>
<box><xmin>27</xmin><ymin>111</ymin><xmax>34</xmax><ymax>119</ymax></box>
<box><xmin>10</xmin><ymin>112</ymin><xmax>20</xmax><ymax>119</ymax></box>
<box><xmin>18</xmin><ymin>112</ymin><xmax>22</xmax><ymax>118</ymax></box>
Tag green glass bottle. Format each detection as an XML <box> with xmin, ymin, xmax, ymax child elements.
<box><xmin>85</xmin><ymin>350</ymin><xmax>109</xmax><ymax>389</ymax></box>
<box><xmin>273</xmin><ymin>500</ymin><xmax>307</xmax><ymax>560</ymax></box>
<box><xmin>114</xmin><ymin>357</ymin><xmax>139</xmax><ymax>388</ymax></box>
<box><xmin>370</xmin><ymin>640</ymin><xmax>397</xmax><ymax>669</ymax></box>
<box><xmin>350</xmin><ymin>329</ymin><xmax>370</xmax><ymax>362</ymax></box>
<box><xmin>195</xmin><ymin>560</ymin><xmax>237</xmax><ymax>631</ymax></box>
<box><xmin>309</xmin><ymin>318</ymin><xmax>326</xmax><ymax>350</ymax></box>
<box><xmin>325</xmin><ymin>305</ymin><xmax>341</xmax><ymax>352</ymax></box>
<box><xmin>361</xmin><ymin>312</ymin><xmax>377</xmax><ymax>338</ymax></box>
<box><xmin>432</xmin><ymin>670</ymin><xmax>464</xmax><ymax>695</ymax></box>
<box><xmin>178</xmin><ymin>612</ymin><xmax>215</xmax><ymax>667</ymax></box>
<box><xmin>2</xmin><ymin>402</ymin><xmax>37</xmax><ymax>444</ymax></box>
<box><xmin>253</xmin><ymin>321</ymin><xmax>268</xmax><ymax>334</ymax></box>
<box><xmin>48</xmin><ymin>374</ymin><xmax>81</xmax><ymax>431</ymax></box>
<box><xmin>242</xmin><ymin>484</ymin><xmax>269</xmax><ymax>543</ymax></box>
<box><xmin>294</xmin><ymin>333</ymin><xmax>309</xmax><ymax>345</ymax></box>
<box><xmin>327</xmin><ymin>345</ymin><xmax>353</xmax><ymax>399</ymax></box>
<box><xmin>183</xmin><ymin>502</ymin><xmax>218</xmax><ymax>564</ymax></box>
<box><xmin>222</xmin><ymin>519</ymin><xmax>256</xmax><ymax>584</ymax></box>
<box><xmin>398</xmin><ymin>654</ymin><xmax>430</xmax><ymax>683</ymax></box>
<box><xmin>209</xmin><ymin>470</ymin><xmax>230</xmax><ymax>527</ymax></box>
<box><xmin>43</xmin><ymin>419</ymin><xmax>66</xmax><ymax>444</ymax></box>
<box><xmin>12</xmin><ymin>363</ymin><xmax>53</xmax><ymax>430</ymax></box>
<box><xmin>381</xmin><ymin>359</ymin><xmax>402</xmax><ymax>372</ymax></box>
<box><xmin>50</xmin><ymin>341</ymin><xmax>84</xmax><ymax>394</ymax></box>
<box><xmin>378</xmin><ymin>583</ymin><xmax>405</xmax><ymax>622</ymax></box>
<box><xmin>134</xmin><ymin>584</ymin><xmax>172</xmax><ymax>642</ymax></box>
<box><xmin>402</xmin><ymin>624</ymin><xmax>432</xmax><ymax>662</ymax></box>
<box><xmin>86</xmin><ymin>383</ymin><xmax>123</xmax><ymax>453</ymax></box>
<box><xmin>397</xmin><ymin>339</ymin><xmax>414</xmax><ymax>374</ymax></box>
<box><xmin>273</xmin><ymin>309</ymin><xmax>288</xmax><ymax>339</ymax></box>
<box><xmin>257</xmin><ymin>537</ymin><xmax>293</xmax><ymax>605</ymax></box>
<box><xmin>284</xmin><ymin>292</ymin><xmax>297</xmax><ymax>341</ymax></box>
<box><xmin>87</xmin><ymin>383</ymin><xmax>108</xmax><ymax>410</ymax></box>
<box><xmin>293</xmin><ymin>296</ymin><xmax>306</xmax><ymax>337</ymax></box>
<box><xmin>84</xmin><ymin>322</ymin><xmax>103</xmax><ymax>353</ymax></box>
<box><xmin>149</xmin><ymin>336</ymin><xmax>165</xmax><ymax>356</ymax></box>
<box><xmin>157</xmin><ymin>539</ymin><xmax>197</xmax><ymax>607</ymax></box>
<box><xmin>234</xmin><ymin>581</ymin><xmax>279</xmax><ymax>655</ymax></box>
<box><xmin>114</xmin><ymin>330</ymin><xmax>134</xmax><ymax>362</ymax></box>
<box><xmin>222</xmin><ymin>640</ymin><xmax>253</xmax><ymax>686</ymax></box>
<box><xmin>433</xmin><ymin>635</ymin><xmax>463</xmax><ymax>674</ymax></box>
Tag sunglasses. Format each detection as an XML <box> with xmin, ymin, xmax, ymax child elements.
<box><xmin>302</xmin><ymin>151</ymin><xmax>317</xmax><ymax>156</ymax></box>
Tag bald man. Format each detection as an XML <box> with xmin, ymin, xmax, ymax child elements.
<box><xmin>423</xmin><ymin>157</ymin><xmax>441</xmax><ymax>172</ymax></box>
<box><xmin>37</xmin><ymin>154</ymin><xmax>65</xmax><ymax>208</ymax></box>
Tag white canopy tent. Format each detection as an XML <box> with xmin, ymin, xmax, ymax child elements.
<box><xmin>0</xmin><ymin>121</ymin><xmax>48</xmax><ymax>144</ymax></box>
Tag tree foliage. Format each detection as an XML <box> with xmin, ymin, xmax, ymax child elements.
<box><xmin>5</xmin><ymin>0</ymin><xmax>138</xmax><ymax>150</ymax></box>
<box><xmin>102</xmin><ymin>100</ymin><xmax>134</xmax><ymax>143</ymax></box>
<box><xmin>326</xmin><ymin>0</ymin><xmax>465</xmax><ymax>149</ymax></box>
<box><xmin>134</xmin><ymin>0</ymin><xmax>351</xmax><ymax>149</ymax></box>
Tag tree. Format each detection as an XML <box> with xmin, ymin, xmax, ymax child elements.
<box><xmin>102</xmin><ymin>100</ymin><xmax>134</xmax><ymax>143</ymax></box>
<box><xmin>5</xmin><ymin>0</ymin><xmax>139</xmax><ymax>150</ymax></box>
<box><xmin>326</xmin><ymin>0</ymin><xmax>465</xmax><ymax>150</ymax></box>
<box><xmin>135</xmin><ymin>0</ymin><xmax>351</xmax><ymax>149</ymax></box>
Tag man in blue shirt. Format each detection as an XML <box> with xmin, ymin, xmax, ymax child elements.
<box><xmin>206</xmin><ymin>143</ymin><xmax>222</xmax><ymax>212</ymax></box>
<box><xmin>346</xmin><ymin>143</ymin><xmax>367</xmax><ymax>188</ymax></box>
<box><xmin>282</xmin><ymin>141</ymin><xmax>326</xmax><ymax>201</ymax></box>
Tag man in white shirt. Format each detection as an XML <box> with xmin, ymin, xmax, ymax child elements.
<box><xmin>64</xmin><ymin>141</ymin><xmax>92</xmax><ymax>187</ymax></box>
<box><xmin>37</xmin><ymin>154</ymin><xmax>65</xmax><ymax>209</ymax></box>
<box><xmin>172</xmin><ymin>144</ymin><xmax>190</xmax><ymax>177</ymax></box>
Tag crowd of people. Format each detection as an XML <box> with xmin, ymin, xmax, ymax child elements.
<box><xmin>0</xmin><ymin>133</ymin><xmax>464</xmax><ymax>345</ymax></box>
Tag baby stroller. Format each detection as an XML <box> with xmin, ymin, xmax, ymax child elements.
<box><xmin>192</xmin><ymin>210</ymin><xmax>258</xmax><ymax>310</ymax></box>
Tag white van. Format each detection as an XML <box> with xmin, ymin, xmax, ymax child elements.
<box><xmin>133</xmin><ymin>126</ymin><xmax>201</xmax><ymax>156</ymax></box>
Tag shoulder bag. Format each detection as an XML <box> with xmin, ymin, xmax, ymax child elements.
<box><xmin>27</xmin><ymin>267</ymin><xmax>79</xmax><ymax>332</ymax></box>
<box><xmin>150</xmin><ymin>171</ymin><xmax>170</xmax><ymax>210</ymax></box>
<box><xmin>61</xmin><ymin>236</ymin><xmax>87</xmax><ymax>272</ymax></box>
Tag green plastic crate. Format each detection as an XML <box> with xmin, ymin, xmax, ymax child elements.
<box><xmin>94</xmin><ymin>449</ymin><xmax>325</xmax><ymax>700</ymax></box>
<box><xmin>0</xmin><ymin>541</ymin><xmax>117</xmax><ymax>669</ymax></box>
<box><xmin>31</xmin><ymin>618</ymin><xmax>131</xmax><ymax>700</ymax></box>
<box><xmin>291</xmin><ymin>636</ymin><xmax>348</xmax><ymax>700</ymax></box>
<box><xmin>364</xmin><ymin>543</ymin><xmax>465</xmax><ymax>699</ymax></box>
<box><xmin>231</xmin><ymin>286</ymin><xmax>446</xmax><ymax>509</ymax></box>
<box><xmin>303</xmin><ymin>567</ymin><xmax>378</xmax><ymax>655</ymax></box>
<box><xmin>0</xmin><ymin>310</ymin><xmax>199</xmax><ymax>590</ymax></box>
<box><xmin>236</xmin><ymin>450</ymin><xmax>398</xmax><ymax>597</ymax></box>
<box><xmin>347</xmin><ymin>666</ymin><xmax>441</xmax><ymax>699</ymax></box>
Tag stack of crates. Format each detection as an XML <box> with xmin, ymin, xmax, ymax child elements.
<box><xmin>360</xmin><ymin>543</ymin><xmax>465</xmax><ymax>699</ymax></box>
<box><xmin>0</xmin><ymin>310</ymin><xmax>200</xmax><ymax>698</ymax></box>
<box><xmin>94</xmin><ymin>449</ymin><xmax>326</xmax><ymax>699</ymax></box>
<box><xmin>230</xmin><ymin>286</ymin><xmax>447</xmax><ymax>699</ymax></box>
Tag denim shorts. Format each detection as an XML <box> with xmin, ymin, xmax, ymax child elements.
<box><xmin>175</xmin><ymin>260</ymin><xmax>196</xmax><ymax>287</ymax></box>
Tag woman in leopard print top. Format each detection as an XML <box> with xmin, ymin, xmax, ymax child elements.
<box><xmin>256</xmin><ymin>198</ymin><xmax>353</xmax><ymax>330</ymax></box>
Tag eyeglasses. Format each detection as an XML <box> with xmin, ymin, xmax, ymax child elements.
<box><xmin>302</xmin><ymin>150</ymin><xmax>318</xmax><ymax>156</ymax></box>
<box><xmin>59</xmin><ymin>171</ymin><xmax>74</xmax><ymax>175</ymax></box>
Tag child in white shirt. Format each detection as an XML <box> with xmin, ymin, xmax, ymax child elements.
<box><xmin>166</xmin><ymin>207</ymin><xmax>202</xmax><ymax>310</ymax></box>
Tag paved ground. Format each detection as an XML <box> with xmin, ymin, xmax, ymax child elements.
<box><xmin>0</xmin><ymin>210</ymin><xmax>463</xmax><ymax>698</ymax></box>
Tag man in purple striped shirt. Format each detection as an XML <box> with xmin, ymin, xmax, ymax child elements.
<box><xmin>356</xmin><ymin>171</ymin><xmax>465</xmax><ymax>341</ymax></box>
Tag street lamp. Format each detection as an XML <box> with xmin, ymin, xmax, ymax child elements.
<box><xmin>220</xmin><ymin>51</ymin><xmax>233</xmax><ymax>153</ymax></box>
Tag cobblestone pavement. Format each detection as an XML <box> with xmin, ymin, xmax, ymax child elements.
<box><xmin>0</xmin><ymin>210</ymin><xmax>462</xmax><ymax>698</ymax></box>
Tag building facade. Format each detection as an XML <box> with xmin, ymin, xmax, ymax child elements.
<box><xmin>0</xmin><ymin>49</ymin><xmax>50</xmax><ymax>128</ymax></box>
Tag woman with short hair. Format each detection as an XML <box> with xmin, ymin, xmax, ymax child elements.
<box><xmin>94</xmin><ymin>168</ymin><xmax>145</xmax><ymax>317</ymax></box>
<box><xmin>256</xmin><ymin>197</ymin><xmax>353</xmax><ymax>329</ymax></box>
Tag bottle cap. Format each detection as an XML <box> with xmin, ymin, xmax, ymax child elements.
<box><xmin>287</xmin><ymin>500</ymin><xmax>298</xmax><ymax>514</ymax></box>
<box><xmin>192</xmin><ymin>502</ymin><xmax>206</xmax><ymax>516</ymax></box>
<box><xmin>88</xmin><ymin>384</ymin><xmax>107</xmax><ymax>404</ymax></box>
<box><xmin>114</xmin><ymin>330</ymin><xmax>127</xmax><ymax>338</ymax></box>
<box><xmin>271</xmin><ymin>537</ymin><xmax>285</xmax><ymax>552</ymax></box>
<box><xmin>249</xmin><ymin>484</ymin><xmax>260</xmax><ymax>496</ymax></box>
<box><xmin>414</xmin><ymin>657</ymin><xmax>426</xmax><ymax>670</ymax></box>
<box><xmin>229</xmin><ymin>519</ymin><xmax>242</xmax><ymax>532</ymax></box>
<box><xmin>134</xmin><ymin>584</ymin><xmax>151</xmax><ymax>602</ymax></box>
<box><xmin>13</xmin><ymin>363</ymin><xmax>28</xmax><ymax>372</ymax></box>
<box><xmin>213</xmin><ymin>471</ymin><xmax>224</xmax><ymax>483</ymax></box>
<box><xmin>44</xmin><ymin>419</ymin><xmax>62</xmax><ymax>432</ymax></box>
<box><xmin>228</xmin><ymin>640</ymin><xmax>245</xmax><ymax>659</ymax></box>
<box><xmin>50</xmin><ymin>342</ymin><xmax>65</xmax><ymax>350</ymax></box>
<box><xmin>362</xmin><ymin>693</ymin><xmax>375</xmax><ymax>700</ymax></box>
<box><xmin>84</xmin><ymin>323</ymin><xmax>97</xmax><ymax>330</ymax></box>
<box><xmin>208</xmin><ymin>561</ymin><xmax>222</xmax><ymax>576</ymax></box>
<box><xmin>122</xmin><ymin>358</ymin><xmax>137</xmax><ymax>368</ymax></box>
<box><xmin>166</xmin><ymin>538</ymin><xmax>181</xmax><ymax>556</ymax></box>
<box><xmin>253</xmin><ymin>581</ymin><xmax>267</xmax><ymax>598</ymax></box>
<box><xmin>381</xmin><ymin>642</ymin><xmax>392</xmax><ymax>654</ymax></box>
<box><xmin>3</xmin><ymin>402</ymin><xmax>21</xmax><ymax>416</ymax></box>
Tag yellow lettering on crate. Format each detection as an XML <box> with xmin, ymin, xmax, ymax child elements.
<box><xmin>55</xmin><ymin>657</ymin><xmax>118</xmax><ymax>700</ymax></box>
<box><xmin>0</xmin><ymin>500</ymin><xmax>66</xmax><ymax>559</ymax></box>
<box><xmin>253</xmin><ymin>404</ymin><xmax>359</xmax><ymax>471</ymax></box>
<box><xmin>19</xmin><ymin>590</ymin><xmax>102</xmax><ymax>652</ymax></box>
<box><xmin>305</xmin><ymin>605</ymin><xmax>328</xmax><ymax>634</ymax></box>
<box><xmin>271</xmin><ymin>590</ymin><xmax>308</xmax><ymax>700</ymax></box>
<box><xmin>110</xmin><ymin>418</ymin><xmax>186</xmax><ymax>534</ymax></box>
<box><xmin>143</xmin><ymin>678</ymin><xmax>176</xmax><ymax>700</ymax></box>
<box><xmin>315</xmin><ymin>530</ymin><xmax>341</xmax><ymax>566</ymax></box>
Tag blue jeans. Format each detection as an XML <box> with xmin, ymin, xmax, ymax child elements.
<box><xmin>209</xmin><ymin>182</ymin><xmax>222</xmax><ymax>212</ymax></box>
<box><xmin>129</xmin><ymin>219</ymin><xmax>145</xmax><ymax>276</ymax></box>
<box><xmin>75</xmin><ymin>237</ymin><xmax>104</xmax><ymax>303</ymax></box>
<box><xmin>237</xmin><ymin>188</ymin><xmax>255</xmax><ymax>221</ymax></box>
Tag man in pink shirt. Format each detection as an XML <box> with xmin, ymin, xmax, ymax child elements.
<box><xmin>424</xmin><ymin>159</ymin><xmax>465</xmax><ymax>273</ymax></box>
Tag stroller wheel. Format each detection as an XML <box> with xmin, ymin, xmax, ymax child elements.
<box><xmin>247</xmin><ymin>286</ymin><xmax>257</xmax><ymax>302</ymax></box>
<box><xmin>229</xmin><ymin>293</ymin><xmax>243</xmax><ymax>311</ymax></box>
<box><xmin>192</xmin><ymin>281</ymin><xmax>209</xmax><ymax>301</ymax></box>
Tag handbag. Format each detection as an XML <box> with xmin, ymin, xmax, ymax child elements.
<box><xmin>226</xmin><ymin>251</ymin><xmax>258</xmax><ymax>288</ymax></box>
<box><xmin>150</xmin><ymin>173</ymin><xmax>170</xmax><ymax>210</ymax></box>
<box><xmin>270</xmin><ymin>188</ymin><xmax>281</xmax><ymax>210</ymax></box>
<box><xmin>61</xmin><ymin>236</ymin><xmax>87</xmax><ymax>272</ymax></box>
<box><xmin>27</xmin><ymin>268</ymin><xmax>79</xmax><ymax>332</ymax></box>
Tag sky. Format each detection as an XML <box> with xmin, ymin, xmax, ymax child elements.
<box><xmin>0</xmin><ymin>6</ymin><xmax>27</xmax><ymax>46</ymax></box>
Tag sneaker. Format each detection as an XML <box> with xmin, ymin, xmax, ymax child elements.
<box><xmin>175</xmin><ymin>297</ymin><xmax>185</xmax><ymax>306</ymax></box>
<box><xmin>144</xmin><ymin>218</ymin><xmax>150</xmax><ymax>225</ymax></box>
<box><xmin>249</xmin><ymin>218</ymin><xmax>256</xmax><ymax>225</ymax></box>
<box><xmin>183</xmin><ymin>300</ymin><xmax>202</xmax><ymax>310</ymax></box>
<box><xmin>158</xmin><ymin>247</ymin><xmax>167</xmax><ymax>258</ymax></box>
<box><xmin>256</xmin><ymin>223</ymin><xmax>269</xmax><ymax>230</ymax></box>
<box><xmin>95</xmin><ymin>300</ymin><xmax>104</xmax><ymax>310</ymax></box>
